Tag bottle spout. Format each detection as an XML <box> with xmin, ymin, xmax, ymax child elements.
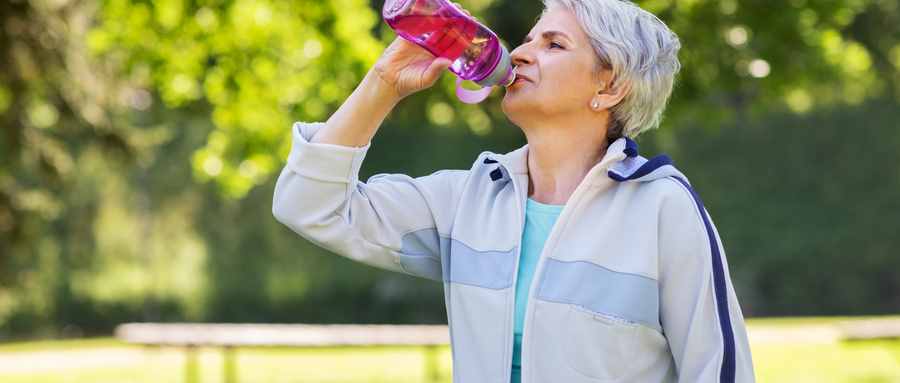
<box><xmin>503</xmin><ymin>66</ymin><xmax>517</xmax><ymax>87</ymax></box>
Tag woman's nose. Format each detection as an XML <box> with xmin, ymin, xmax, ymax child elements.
<box><xmin>510</xmin><ymin>44</ymin><xmax>533</xmax><ymax>67</ymax></box>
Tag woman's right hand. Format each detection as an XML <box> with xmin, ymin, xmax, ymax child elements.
<box><xmin>372</xmin><ymin>36</ymin><xmax>453</xmax><ymax>101</ymax></box>
<box><xmin>372</xmin><ymin>3</ymin><xmax>477</xmax><ymax>100</ymax></box>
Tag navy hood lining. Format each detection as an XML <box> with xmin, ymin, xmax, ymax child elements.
<box><xmin>482</xmin><ymin>136</ymin><xmax>678</xmax><ymax>184</ymax></box>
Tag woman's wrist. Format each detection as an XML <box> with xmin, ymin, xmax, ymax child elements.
<box><xmin>363</xmin><ymin>67</ymin><xmax>403</xmax><ymax>108</ymax></box>
<box><xmin>314</xmin><ymin>69</ymin><xmax>400</xmax><ymax>147</ymax></box>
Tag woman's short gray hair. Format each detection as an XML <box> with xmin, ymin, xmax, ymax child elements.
<box><xmin>542</xmin><ymin>0</ymin><xmax>682</xmax><ymax>140</ymax></box>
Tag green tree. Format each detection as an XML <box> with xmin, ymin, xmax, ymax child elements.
<box><xmin>88</xmin><ymin>0</ymin><xmax>385</xmax><ymax>197</ymax></box>
<box><xmin>86</xmin><ymin>0</ymin><xmax>900</xmax><ymax>198</ymax></box>
<box><xmin>0</xmin><ymin>0</ymin><xmax>150</xmax><ymax>335</ymax></box>
<box><xmin>1</xmin><ymin>0</ymin><xmax>898</xmax><ymax>337</ymax></box>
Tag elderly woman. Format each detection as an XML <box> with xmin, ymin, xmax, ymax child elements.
<box><xmin>273</xmin><ymin>0</ymin><xmax>755</xmax><ymax>382</ymax></box>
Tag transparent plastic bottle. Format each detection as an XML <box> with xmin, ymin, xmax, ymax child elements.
<box><xmin>383</xmin><ymin>0</ymin><xmax>515</xmax><ymax>103</ymax></box>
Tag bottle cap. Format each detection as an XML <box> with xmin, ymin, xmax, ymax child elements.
<box><xmin>476</xmin><ymin>45</ymin><xmax>515</xmax><ymax>87</ymax></box>
<box><xmin>455</xmin><ymin>45</ymin><xmax>514</xmax><ymax>104</ymax></box>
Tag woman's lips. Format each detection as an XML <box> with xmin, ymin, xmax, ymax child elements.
<box><xmin>508</xmin><ymin>74</ymin><xmax>532</xmax><ymax>87</ymax></box>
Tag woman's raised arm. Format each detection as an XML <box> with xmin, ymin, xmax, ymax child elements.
<box><xmin>311</xmin><ymin>37</ymin><xmax>452</xmax><ymax>148</ymax></box>
<box><xmin>272</xmin><ymin>38</ymin><xmax>464</xmax><ymax>281</ymax></box>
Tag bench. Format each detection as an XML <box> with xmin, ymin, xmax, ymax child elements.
<box><xmin>838</xmin><ymin>318</ymin><xmax>900</xmax><ymax>341</ymax></box>
<box><xmin>114</xmin><ymin>323</ymin><xmax>450</xmax><ymax>383</ymax></box>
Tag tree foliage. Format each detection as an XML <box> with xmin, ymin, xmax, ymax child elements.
<box><xmin>88</xmin><ymin>0</ymin><xmax>384</xmax><ymax>197</ymax></box>
<box><xmin>0</xmin><ymin>0</ymin><xmax>897</xmax><ymax>337</ymax></box>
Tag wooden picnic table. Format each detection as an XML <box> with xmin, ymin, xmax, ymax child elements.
<box><xmin>838</xmin><ymin>318</ymin><xmax>900</xmax><ymax>341</ymax></box>
<box><xmin>115</xmin><ymin>317</ymin><xmax>900</xmax><ymax>382</ymax></box>
<box><xmin>115</xmin><ymin>323</ymin><xmax>450</xmax><ymax>383</ymax></box>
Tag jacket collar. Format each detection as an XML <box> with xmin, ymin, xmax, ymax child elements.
<box><xmin>488</xmin><ymin>136</ymin><xmax>638</xmax><ymax>184</ymax></box>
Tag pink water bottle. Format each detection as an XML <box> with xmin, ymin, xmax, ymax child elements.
<box><xmin>382</xmin><ymin>0</ymin><xmax>516</xmax><ymax>104</ymax></box>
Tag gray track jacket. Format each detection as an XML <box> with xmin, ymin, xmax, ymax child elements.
<box><xmin>273</xmin><ymin>121</ymin><xmax>756</xmax><ymax>382</ymax></box>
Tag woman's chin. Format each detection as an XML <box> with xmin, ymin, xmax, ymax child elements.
<box><xmin>501</xmin><ymin>95</ymin><xmax>536</xmax><ymax>122</ymax></box>
<box><xmin>502</xmin><ymin>88</ymin><xmax>533</xmax><ymax>108</ymax></box>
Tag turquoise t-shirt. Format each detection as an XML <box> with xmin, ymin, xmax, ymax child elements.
<box><xmin>511</xmin><ymin>198</ymin><xmax>564</xmax><ymax>383</ymax></box>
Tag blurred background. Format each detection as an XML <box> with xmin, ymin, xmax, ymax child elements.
<box><xmin>1</xmin><ymin>0</ymin><xmax>898</xmax><ymax>381</ymax></box>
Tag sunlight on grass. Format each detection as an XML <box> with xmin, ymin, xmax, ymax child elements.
<box><xmin>753</xmin><ymin>340</ymin><xmax>900</xmax><ymax>383</ymax></box>
<box><xmin>1</xmin><ymin>317</ymin><xmax>899</xmax><ymax>382</ymax></box>
<box><xmin>0</xmin><ymin>342</ymin><xmax>453</xmax><ymax>383</ymax></box>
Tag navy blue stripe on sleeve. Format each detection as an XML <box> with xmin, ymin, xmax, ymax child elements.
<box><xmin>669</xmin><ymin>176</ymin><xmax>736</xmax><ymax>383</ymax></box>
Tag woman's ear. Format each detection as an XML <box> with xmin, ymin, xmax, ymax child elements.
<box><xmin>592</xmin><ymin>80</ymin><xmax>631</xmax><ymax>111</ymax></box>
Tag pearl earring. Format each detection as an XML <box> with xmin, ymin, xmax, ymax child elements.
<box><xmin>591</xmin><ymin>100</ymin><xmax>599</xmax><ymax>109</ymax></box>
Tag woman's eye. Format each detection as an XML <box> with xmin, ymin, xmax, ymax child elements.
<box><xmin>549</xmin><ymin>42</ymin><xmax>564</xmax><ymax>49</ymax></box>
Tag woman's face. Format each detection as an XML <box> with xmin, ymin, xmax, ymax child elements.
<box><xmin>501</xmin><ymin>7</ymin><xmax>608</xmax><ymax>127</ymax></box>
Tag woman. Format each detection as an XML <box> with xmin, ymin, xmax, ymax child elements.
<box><xmin>273</xmin><ymin>0</ymin><xmax>755</xmax><ymax>382</ymax></box>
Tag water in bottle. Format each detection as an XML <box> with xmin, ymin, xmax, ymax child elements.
<box><xmin>383</xmin><ymin>0</ymin><xmax>515</xmax><ymax>103</ymax></box>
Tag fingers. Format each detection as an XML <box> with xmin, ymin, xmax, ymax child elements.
<box><xmin>453</xmin><ymin>2</ymin><xmax>472</xmax><ymax>17</ymax></box>
<box><xmin>423</xmin><ymin>58</ymin><xmax>453</xmax><ymax>86</ymax></box>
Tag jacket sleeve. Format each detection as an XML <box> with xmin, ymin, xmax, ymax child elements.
<box><xmin>272</xmin><ymin>121</ymin><xmax>467</xmax><ymax>281</ymax></box>
<box><xmin>657</xmin><ymin>178</ymin><xmax>756</xmax><ymax>382</ymax></box>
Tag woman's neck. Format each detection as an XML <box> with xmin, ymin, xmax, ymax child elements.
<box><xmin>524</xmin><ymin>123</ymin><xmax>609</xmax><ymax>205</ymax></box>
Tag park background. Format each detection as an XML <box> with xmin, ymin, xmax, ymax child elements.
<box><xmin>1</xmin><ymin>0</ymin><xmax>899</xmax><ymax>381</ymax></box>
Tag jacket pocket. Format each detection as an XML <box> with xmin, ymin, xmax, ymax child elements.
<box><xmin>563</xmin><ymin>304</ymin><xmax>639</xmax><ymax>381</ymax></box>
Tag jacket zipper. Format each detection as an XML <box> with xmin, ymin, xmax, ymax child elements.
<box><xmin>517</xmin><ymin>162</ymin><xmax>613</xmax><ymax>383</ymax></box>
<box><xmin>504</xmin><ymin>166</ymin><xmax>527</xmax><ymax>383</ymax></box>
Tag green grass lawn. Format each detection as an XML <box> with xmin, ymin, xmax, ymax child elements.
<box><xmin>1</xmin><ymin>316</ymin><xmax>899</xmax><ymax>383</ymax></box>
